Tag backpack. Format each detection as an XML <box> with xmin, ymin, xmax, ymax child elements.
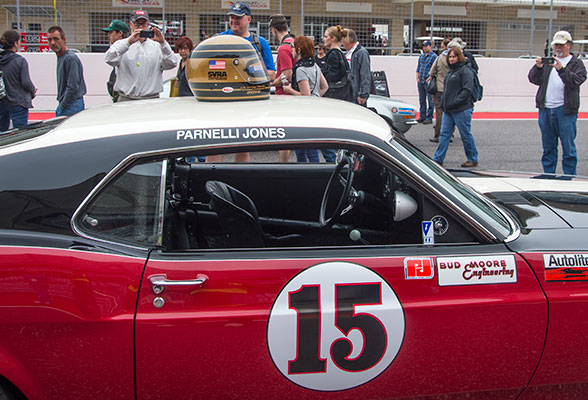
<box><xmin>327</xmin><ymin>48</ymin><xmax>350</xmax><ymax>89</ymax></box>
<box><xmin>324</xmin><ymin>48</ymin><xmax>351</xmax><ymax>101</ymax></box>
<box><xmin>291</xmin><ymin>57</ymin><xmax>318</xmax><ymax>93</ymax></box>
<box><xmin>469</xmin><ymin>66</ymin><xmax>483</xmax><ymax>102</ymax></box>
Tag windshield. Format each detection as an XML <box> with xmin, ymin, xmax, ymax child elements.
<box><xmin>0</xmin><ymin>118</ymin><xmax>66</xmax><ymax>148</ymax></box>
<box><xmin>392</xmin><ymin>136</ymin><xmax>514</xmax><ymax>239</ymax></box>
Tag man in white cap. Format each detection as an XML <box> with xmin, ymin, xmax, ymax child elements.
<box><xmin>105</xmin><ymin>10</ymin><xmax>177</xmax><ymax>101</ymax></box>
<box><xmin>528</xmin><ymin>30</ymin><xmax>586</xmax><ymax>176</ymax></box>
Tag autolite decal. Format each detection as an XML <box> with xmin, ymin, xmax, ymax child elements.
<box><xmin>543</xmin><ymin>253</ymin><xmax>588</xmax><ymax>281</ymax></box>
<box><xmin>437</xmin><ymin>255</ymin><xmax>517</xmax><ymax>286</ymax></box>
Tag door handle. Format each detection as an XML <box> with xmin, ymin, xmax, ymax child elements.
<box><xmin>149</xmin><ymin>274</ymin><xmax>207</xmax><ymax>287</ymax></box>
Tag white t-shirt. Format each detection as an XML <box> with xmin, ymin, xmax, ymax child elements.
<box><xmin>296</xmin><ymin>64</ymin><xmax>322</xmax><ymax>97</ymax></box>
<box><xmin>545</xmin><ymin>55</ymin><xmax>572</xmax><ymax>109</ymax></box>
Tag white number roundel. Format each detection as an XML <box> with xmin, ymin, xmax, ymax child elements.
<box><xmin>267</xmin><ymin>261</ymin><xmax>405</xmax><ymax>391</ymax></box>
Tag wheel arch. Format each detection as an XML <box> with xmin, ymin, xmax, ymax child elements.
<box><xmin>0</xmin><ymin>348</ymin><xmax>44</xmax><ymax>400</ymax></box>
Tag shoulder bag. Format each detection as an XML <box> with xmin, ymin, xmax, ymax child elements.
<box><xmin>426</xmin><ymin>76</ymin><xmax>437</xmax><ymax>95</ymax></box>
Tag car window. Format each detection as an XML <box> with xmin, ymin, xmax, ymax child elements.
<box><xmin>0</xmin><ymin>118</ymin><xmax>65</xmax><ymax>148</ymax></box>
<box><xmin>161</xmin><ymin>146</ymin><xmax>479</xmax><ymax>251</ymax></box>
<box><xmin>75</xmin><ymin>160</ymin><xmax>165</xmax><ymax>247</ymax></box>
<box><xmin>391</xmin><ymin>137</ymin><xmax>513</xmax><ymax>237</ymax></box>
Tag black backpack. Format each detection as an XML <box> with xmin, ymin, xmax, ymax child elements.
<box><xmin>468</xmin><ymin>64</ymin><xmax>483</xmax><ymax>102</ymax></box>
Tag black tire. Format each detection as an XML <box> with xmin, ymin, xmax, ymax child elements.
<box><xmin>0</xmin><ymin>378</ymin><xmax>23</xmax><ymax>400</ymax></box>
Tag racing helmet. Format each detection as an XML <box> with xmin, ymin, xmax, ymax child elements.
<box><xmin>186</xmin><ymin>35</ymin><xmax>270</xmax><ymax>101</ymax></box>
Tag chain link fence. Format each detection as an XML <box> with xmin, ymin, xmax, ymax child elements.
<box><xmin>2</xmin><ymin>0</ymin><xmax>588</xmax><ymax>57</ymax></box>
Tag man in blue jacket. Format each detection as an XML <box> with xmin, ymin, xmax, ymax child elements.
<box><xmin>219</xmin><ymin>2</ymin><xmax>276</xmax><ymax>82</ymax></box>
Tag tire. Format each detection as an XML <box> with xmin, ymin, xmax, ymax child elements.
<box><xmin>0</xmin><ymin>379</ymin><xmax>22</xmax><ymax>400</ymax></box>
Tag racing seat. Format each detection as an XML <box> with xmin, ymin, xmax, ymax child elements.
<box><xmin>205</xmin><ymin>180</ymin><xmax>302</xmax><ymax>248</ymax></box>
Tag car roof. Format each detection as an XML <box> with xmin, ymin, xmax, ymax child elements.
<box><xmin>0</xmin><ymin>96</ymin><xmax>392</xmax><ymax>156</ymax></box>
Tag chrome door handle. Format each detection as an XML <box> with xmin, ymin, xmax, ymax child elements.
<box><xmin>149</xmin><ymin>274</ymin><xmax>207</xmax><ymax>287</ymax></box>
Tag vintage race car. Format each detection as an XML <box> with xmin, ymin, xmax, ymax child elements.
<box><xmin>1</xmin><ymin>96</ymin><xmax>588</xmax><ymax>400</ymax></box>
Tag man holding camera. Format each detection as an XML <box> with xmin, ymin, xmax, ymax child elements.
<box><xmin>528</xmin><ymin>30</ymin><xmax>586</xmax><ymax>176</ymax></box>
<box><xmin>105</xmin><ymin>10</ymin><xmax>177</xmax><ymax>101</ymax></box>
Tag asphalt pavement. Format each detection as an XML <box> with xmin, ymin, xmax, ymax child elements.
<box><xmin>405</xmin><ymin>118</ymin><xmax>588</xmax><ymax>177</ymax></box>
<box><xmin>253</xmin><ymin>118</ymin><xmax>588</xmax><ymax>177</ymax></box>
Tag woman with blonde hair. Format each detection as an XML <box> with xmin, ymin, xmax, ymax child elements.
<box><xmin>321</xmin><ymin>25</ymin><xmax>351</xmax><ymax>101</ymax></box>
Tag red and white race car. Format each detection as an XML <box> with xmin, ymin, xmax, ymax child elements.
<box><xmin>1</xmin><ymin>36</ymin><xmax>588</xmax><ymax>399</ymax></box>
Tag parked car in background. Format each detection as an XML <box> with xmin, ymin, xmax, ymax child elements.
<box><xmin>366</xmin><ymin>94</ymin><xmax>417</xmax><ymax>135</ymax></box>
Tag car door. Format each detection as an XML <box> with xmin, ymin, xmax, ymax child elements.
<box><xmin>134</xmin><ymin>151</ymin><xmax>547</xmax><ymax>399</ymax></box>
<box><xmin>135</xmin><ymin>245</ymin><xmax>546</xmax><ymax>400</ymax></box>
<box><xmin>513</xmin><ymin>237</ymin><xmax>588</xmax><ymax>398</ymax></box>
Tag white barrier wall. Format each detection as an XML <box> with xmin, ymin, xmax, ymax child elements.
<box><xmin>22</xmin><ymin>52</ymin><xmax>588</xmax><ymax>113</ymax></box>
<box><xmin>23</xmin><ymin>52</ymin><xmax>179</xmax><ymax>111</ymax></box>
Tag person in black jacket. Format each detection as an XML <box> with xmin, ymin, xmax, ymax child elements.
<box><xmin>432</xmin><ymin>46</ymin><xmax>478</xmax><ymax>168</ymax></box>
<box><xmin>0</xmin><ymin>30</ymin><xmax>36</xmax><ymax>131</ymax></box>
<box><xmin>528</xmin><ymin>30</ymin><xmax>586</xmax><ymax>176</ymax></box>
<box><xmin>322</xmin><ymin>25</ymin><xmax>351</xmax><ymax>102</ymax></box>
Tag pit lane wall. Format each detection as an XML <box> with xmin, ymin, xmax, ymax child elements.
<box><xmin>23</xmin><ymin>52</ymin><xmax>588</xmax><ymax>113</ymax></box>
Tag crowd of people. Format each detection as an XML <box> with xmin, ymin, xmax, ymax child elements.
<box><xmin>0</xmin><ymin>2</ymin><xmax>585</xmax><ymax>175</ymax></box>
<box><xmin>417</xmin><ymin>31</ymin><xmax>585</xmax><ymax>173</ymax></box>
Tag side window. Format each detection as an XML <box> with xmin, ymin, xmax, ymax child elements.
<box><xmin>75</xmin><ymin>160</ymin><xmax>165</xmax><ymax>247</ymax></box>
<box><xmin>163</xmin><ymin>146</ymin><xmax>476</xmax><ymax>251</ymax></box>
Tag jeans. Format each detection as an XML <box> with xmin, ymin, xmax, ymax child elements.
<box><xmin>417</xmin><ymin>81</ymin><xmax>434</xmax><ymax>121</ymax></box>
<box><xmin>321</xmin><ymin>149</ymin><xmax>337</xmax><ymax>163</ymax></box>
<box><xmin>538</xmin><ymin>106</ymin><xmax>578</xmax><ymax>175</ymax></box>
<box><xmin>56</xmin><ymin>97</ymin><xmax>85</xmax><ymax>117</ymax></box>
<box><xmin>295</xmin><ymin>149</ymin><xmax>320</xmax><ymax>163</ymax></box>
<box><xmin>0</xmin><ymin>103</ymin><xmax>29</xmax><ymax>132</ymax></box>
<box><xmin>433</xmin><ymin>108</ymin><xmax>477</xmax><ymax>164</ymax></box>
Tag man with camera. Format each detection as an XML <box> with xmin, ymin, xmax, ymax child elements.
<box><xmin>528</xmin><ymin>30</ymin><xmax>586</xmax><ymax>176</ymax></box>
<box><xmin>105</xmin><ymin>10</ymin><xmax>177</xmax><ymax>101</ymax></box>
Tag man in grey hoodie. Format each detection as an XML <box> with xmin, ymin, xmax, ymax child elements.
<box><xmin>0</xmin><ymin>30</ymin><xmax>36</xmax><ymax>131</ymax></box>
<box><xmin>47</xmin><ymin>26</ymin><xmax>87</xmax><ymax>117</ymax></box>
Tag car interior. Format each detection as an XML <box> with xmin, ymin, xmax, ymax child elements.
<box><xmin>77</xmin><ymin>145</ymin><xmax>479</xmax><ymax>250</ymax></box>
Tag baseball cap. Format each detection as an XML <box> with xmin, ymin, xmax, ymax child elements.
<box><xmin>102</xmin><ymin>20</ymin><xmax>130</xmax><ymax>33</ymax></box>
<box><xmin>422</xmin><ymin>40</ymin><xmax>432</xmax><ymax>46</ymax></box>
<box><xmin>551</xmin><ymin>30</ymin><xmax>572</xmax><ymax>45</ymax></box>
<box><xmin>269</xmin><ymin>14</ymin><xmax>287</xmax><ymax>27</ymax></box>
<box><xmin>228</xmin><ymin>2</ymin><xmax>251</xmax><ymax>17</ymax></box>
<box><xmin>130</xmin><ymin>9</ymin><xmax>150</xmax><ymax>23</ymax></box>
<box><xmin>451</xmin><ymin>37</ymin><xmax>467</xmax><ymax>49</ymax></box>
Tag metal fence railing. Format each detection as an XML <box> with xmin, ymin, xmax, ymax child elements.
<box><xmin>2</xmin><ymin>0</ymin><xmax>588</xmax><ymax>57</ymax></box>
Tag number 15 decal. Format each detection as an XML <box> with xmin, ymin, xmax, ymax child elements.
<box><xmin>267</xmin><ymin>262</ymin><xmax>405</xmax><ymax>391</ymax></box>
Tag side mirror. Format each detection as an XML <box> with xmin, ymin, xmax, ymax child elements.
<box><xmin>393</xmin><ymin>191</ymin><xmax>418</xmax><ymax>222</ymax></box>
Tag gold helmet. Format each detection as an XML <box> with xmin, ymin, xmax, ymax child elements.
<box><xmin>186</xmin><ymin>35</ymin><xmax>270</xmax><ymax>101</ymax></box>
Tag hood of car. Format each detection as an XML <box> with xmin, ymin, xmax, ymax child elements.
<box><xmin>457</xmin><ymin>172</ymin><xmax>588</xmax><ymax>229</ymax></box>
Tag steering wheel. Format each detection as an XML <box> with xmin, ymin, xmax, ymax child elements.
<box><xmin>319</xmin><ymin>155</ymin><xmax>355</xmax><ymax>228</ymax></box>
